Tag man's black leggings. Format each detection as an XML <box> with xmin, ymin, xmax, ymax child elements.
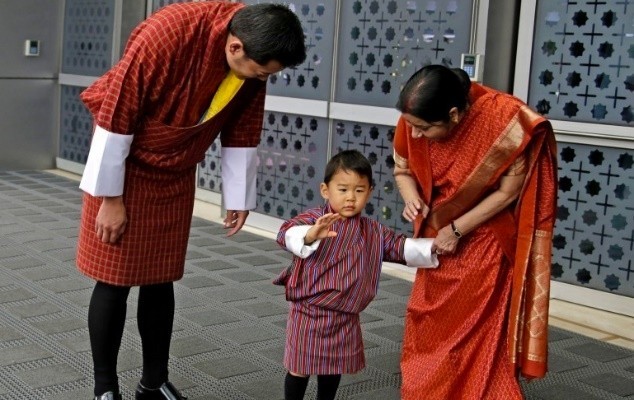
<box><xmin>88</xmin><ymin>281</ymin><xmax>175</xmax><ymax>396</ymax></box>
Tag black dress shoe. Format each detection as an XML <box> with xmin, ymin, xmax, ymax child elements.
<box><xmin>94</xmin><ymin>391</ymin><xmax>122</xmax><ymax>400</ymax></box>
<box><xmin>135</xmin><ymin>381</ymin><xmax>187</xmax><ymax>400</ymax></box>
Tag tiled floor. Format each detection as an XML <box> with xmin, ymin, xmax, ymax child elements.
<box><xmin>0</xmin><ymin>169</ymin><xmax>633</xmax><ymax>399</ymax></box>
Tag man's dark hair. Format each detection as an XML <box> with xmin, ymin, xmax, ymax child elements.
<box><xmin>324</xmin><ymin>150</ymin><xmax>374</xmax><ymax>188</ymax></box>
<box><xmin>230</xmin><ymin>3</ymin><xmax>306</xmax><ymax>67</ymax></box>
<box><xmin>396</xmin><ymin>64</ymin><xmax>471</xmax><ymax>123</ymax></box>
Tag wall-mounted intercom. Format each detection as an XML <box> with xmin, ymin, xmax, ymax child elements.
<box><xmin>460</xmin><ymin>53</ymin><xmax>484</xmax><ymax>82</ymax></box>
<box><xmin>24</xmin><ymin>40</ymin><xmax>40</xmax><ymax>56</ymax></box>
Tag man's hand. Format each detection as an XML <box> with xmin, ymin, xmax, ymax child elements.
<box><xmin>224</xmin><ymin>209</ymin><xmax>249</xmax><ymax>236</ymax></box>
<box><xmin>96</xmin><ymin>196</ymin><xmax>127</xmax><ymax>244</ymax></box>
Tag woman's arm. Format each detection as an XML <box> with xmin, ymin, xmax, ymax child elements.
<box><xmin>394</xmin><ymin>165</ymin><xmax>429</xmax><ymax>221</ymax></box>
<box><xmin>433</xmin><ymin>173</ymin><xmax>525</xmax><ymax>254</ymax></box>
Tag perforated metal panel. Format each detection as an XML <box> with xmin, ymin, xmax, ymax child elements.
<box><xmin>198</xmin><ymin>140</ymin><xmax>222</xmax><ymax>193</ymax></box>
<box><xmin>242</xmin><ymin>1</ymin><xmax>336</xmax><ymax>100</ymax></box>
<box><xmin>331</xmin><ymin>120</ymin><xmax>413</xmax><ymax>235</ymax></box>
<box><xmin>59</xmin><ymin>85</ymin><xmax>92</xmax><ymax>164</ymax></box>
<box><xmin>198</xmin><ymin>113</ymin><xmax>330</xmax><ymax>221</ymax></box>
<box><xmin>61</xmin><ymin>0</ymin><xmax>115</xmax><ymax>76</ymax></box>
<box><xmin>334</xmin><ymin>0</ymin><xmax>473</xmax><ymax>107</ymax></box>
<box><xmin>255</xmin><ymin>113</ymin><xmax>329</xmax><ymax>218</ymax></box>
<box><xmin>554</xmin><ymin>143</ymin><xmax>634</xmax><ymax>296</ymax></box>
<box><xmin>151</xmin><ymin>0</ymin><xmax>188</xmax><ymax>13</ymax></box>
<box><xmin>529</xmin><ymin>1</ymin><xmax>634</xmax><ymax>129</ymax></box>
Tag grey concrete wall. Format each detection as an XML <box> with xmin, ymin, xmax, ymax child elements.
<box><xmin>0</xmin><ymin>0</ymin><xmax>63</xmax><ymax>170</ymax></box>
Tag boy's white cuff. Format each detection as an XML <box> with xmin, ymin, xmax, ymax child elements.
<box><xmin>79</xmin><ymin>125</ymin><xmax>133</xmax><ymax>196</ymax></box>
<box><xmin>221</xmin><ymin>147</ymin><xmax>257</xmax><ymax>210</ymax></box>
<box><xmin>285</xmin><ymin>225</ymin><xmax>321</xmax><ymax>259</ymax></box>
<box><xmin>404</xmin><ymin>238</ymin><xmax>439</xmax><ymax>268</ymax></box>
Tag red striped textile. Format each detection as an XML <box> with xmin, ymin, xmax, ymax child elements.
<box><xmin>284</xmin><ymin>302</ymin><xmax>364</xmax><ymax>375</ymax></box>
<box><xmin>76</xmin><ymin>1</ymin><xmax>266</xmax><ymax>286</ymax></box>
<box><xmin>274</xmin><ymin>204</ymin><xmax>407</xmax><ymax>374</ymax></box>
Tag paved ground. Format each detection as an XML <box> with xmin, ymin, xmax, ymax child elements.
<box><xmin>0</xmin><ymin>170</ymin><xmax>633</xmax><ymax>400</ymax></box>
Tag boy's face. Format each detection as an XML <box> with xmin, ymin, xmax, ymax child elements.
<box><xmin>320</xmin><ymin>169</ymin><xmax>372</xmax><ymax>218</ymax></box>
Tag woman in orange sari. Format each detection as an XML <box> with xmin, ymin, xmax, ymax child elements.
<box><xmin>394</xmin><ymin>65</ymin><xmax>557</xmax><ymax>399</ymax></box>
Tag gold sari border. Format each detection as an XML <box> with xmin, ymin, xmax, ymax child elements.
<box><xmin>428</xmin><ymin>114</ymin><xmax>526</xmax><ymax>229</ymax></box>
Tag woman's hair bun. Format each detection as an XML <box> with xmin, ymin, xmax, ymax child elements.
<box><xmin>450</xmin><ymin>68</ymin><xmax>471</xmax><ymax>96</ymax></box>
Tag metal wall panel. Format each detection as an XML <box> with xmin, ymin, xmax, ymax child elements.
<box><xmin>0</xmin><ymin>0</ymin><xmax>62</xmax><ymax>78</ymax></box>
<box><xmin>0</xmin><ymin>80</ymin><xmax>59</xmax><ymax>170</ymax></box>
<box><xmin>59</xmin><ymin>85</ymin><xmax>93</xmax><ymax>165</ymax></box>
<box><xmin>554</xmin><ymin>143</ymin><xmax>634</xmax><ymax>297</ymax></box>
<box><xmin>528</xmin><ymin>1</ymin><xmax>634</xmax><ymax>129</ymax></box>
<box><xmin>59</xmin><ymin>0</ymin><xmax>144</xmax><ymax>168</ymax></box>
<box><xmin>199</xmin><ymin>112</ymin><xmax>330</xmax><ymax>220</ymax></box>
<box><xmin>331</xmin><ymin>120</ymin><xmax>412</xmax><ymax>234</ymax></box>
<box><xmin>61</xmin><ymin>0</ymin><xmax>116</xmax><ymax>76</ymax></box>
<box><xmin>243</xmin><ymin>0</ymin><xmax>337</xmax><ymax>101</ymax></box>
<box><xmin>0</xmin><ymin>0</ymin><xmax>63</xmax><ymax>170</ymax></box>
<box><xmin>334</xmin><ymin>0</ymin><xmax>473</xmax><ymax>107</ymax></box>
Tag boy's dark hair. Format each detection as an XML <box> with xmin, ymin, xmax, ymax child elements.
<box><xmin>229</xmin><ymin>3</ymin><xmax>306</xmax><ymax>67</ymax></box>
<box><xmin>324</xmin><ymin>150</ymin><xmax>374</xmax><ymax>187</ymax></box>
<box><xmin>396</xmin><ymin>64</ymin><xmax>471</xmax><ymax>123</ymax></box>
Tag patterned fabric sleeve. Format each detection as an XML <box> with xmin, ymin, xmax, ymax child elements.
<box><xmin>276</xmin><ymin>207</ymin><xmax>321</xmax><ymax>250</ymax></box>
<box><xmin>380</xmin><ymin>223</ymin><xmax>407</xmax><ymax>263</ymax></box>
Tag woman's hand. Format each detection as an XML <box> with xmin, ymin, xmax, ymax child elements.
<box><xmin>394</xmin><ymin>164</ymin><xmax>428</xmax><ymax>222</ymax></box>
<box><xmin>95</xmin><ymin>196</ymin><xmax>127</xmax><ymax>244</ymax></box>
<box><xmin>431</xmin><ymin>224</ymin><xmax>459</xmax><ymax>256</ymax></box>
<box><xmin>304</xmin><ymin>213</ymin><xmax>342</xmax><ymax>244</ymax></box>
<box><xmin>402</xmin><ymin>198</ymin><xmax>430</xmax><ymax>222</ymax></box>
<box><xmin>434</xmin><ymin>172</ymin><xmax>524</xmax><ymax>254</ymax></box>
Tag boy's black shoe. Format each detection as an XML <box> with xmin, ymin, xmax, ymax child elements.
<box><xmin>135</xmin><ymin>381</ymin><xmax>187</xmax><ymax>400</ymax></box>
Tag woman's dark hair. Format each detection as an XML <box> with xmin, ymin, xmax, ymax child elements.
<box><xmin>324</xmin><ymin>150</ymin><xmax>374</xmax><ymax>188</ymax></box>
<box><xmin>396</xmin><ymin>64</ymin><xmax>471</xmax><ymax>123</ymax></box>
<box><xmin>229</xmin><ymin>4</ymin><xmax>306</xmax><ymax>67</ymax></box>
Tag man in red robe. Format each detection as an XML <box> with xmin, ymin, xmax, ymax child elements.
<box><xmin>75</xmin><ymin>3</ymin><xmax>306</xmax><ymax>399</ymax></box>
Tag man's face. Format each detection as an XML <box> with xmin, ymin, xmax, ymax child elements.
<box><xmin>228</xmin><ymin>55</ymin><xmax>283</xmax><ymax>81</ymax></box>
<box><xmin>225</xmin><ymin>35</ymin><xmax>283</xmax><ymax>81</ymax></box>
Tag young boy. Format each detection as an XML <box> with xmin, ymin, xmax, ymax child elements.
<box><xmin>274</xmin><ymin>150</ymin><xmax>438</xmax><ymax>400</ymax></box>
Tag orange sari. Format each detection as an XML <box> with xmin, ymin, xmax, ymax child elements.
<box><xmin>395</xmin><ymin>83</ymin><xmax>557</xmax><ymax>399</ymax></box>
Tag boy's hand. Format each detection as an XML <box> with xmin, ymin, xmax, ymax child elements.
<box><xmin>304</xmin><ymin>213</ymin><xmax>342</xmax><ymax>244</ymax></box>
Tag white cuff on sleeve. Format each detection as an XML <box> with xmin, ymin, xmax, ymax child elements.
<box><xmin>79</xmin><ymin>125</ymin><xmax>133</xmax><ymax>197</ymax></box>
<box><xmin>221</xmin><ymin>147</ymin><xmax>258</xmax><ymax>210</ymax></box>
<box><xmin>404</xmin><ymin>238</ymin><xmax>439</xmax><ymax>268</ymax></box>
<box><xmin>285</xmin><ymin>225</ymin><xmax>321</xmax><ymax>259</ymax></box>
